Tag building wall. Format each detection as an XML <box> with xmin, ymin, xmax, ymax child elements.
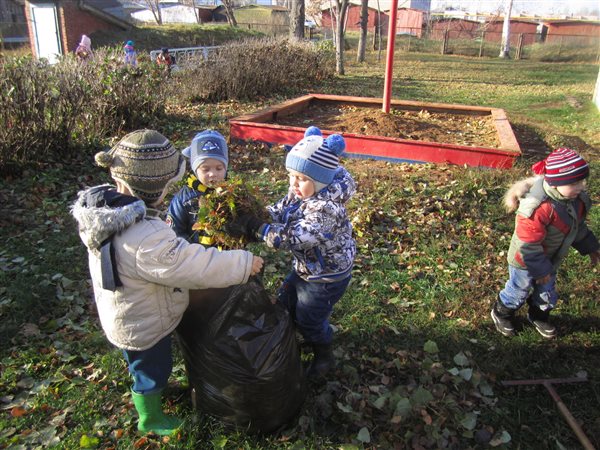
<box><xmin>25</xmin><ymin>0</ymin><xmax>122</xmax><ymax>57</ymax></box>
<box><xmin>58</xmin><ymin>0</ymin><xmax>119</xmax><ymax>53</ymax></box>
<box><xmin>321</xmin><ymin>5</ymin><xmax>381</xmax><ymax>32</ymax></box>
<box><xmin>197</xmin><ymin>8</ymin><xmax>214</xmax><ymax>23</ymax></box>
<box><xmin>545</xmin><ymin>21</ymin><xmax>600</xmax><ymax>43</ymax></box>
<box><xmin>431</xmin><ymin>19</ymin><xmax>480</xmax><ymax>40</ymax></box>
<box><xmin>396</xmin><ymin>8</ymin><xmax>424</xmax><ymax>37</ymax></box>
<box><xmin>0</xmin><ymin>0</ymin><xmax>28</xmax><ymax>43</ymax></box>
<box><xmin>484</xmin><ymin>20</ymin><xmax>538</xmax><ymax>46</ymax></box>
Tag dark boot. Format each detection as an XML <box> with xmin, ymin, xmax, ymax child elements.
<box><xmin>306</xmin><ymin>343</ymin><xmax>335</xmax><ymax>378</ymax></box>
<box><xmin>491</xmin><ymin>299</ymin><xmax>516</xmax><ymax>337</ymax></box>
<box><xmin>527</xmin><ymin>303</ymin><xmax>556</xmax><ymax>339</ymax></box>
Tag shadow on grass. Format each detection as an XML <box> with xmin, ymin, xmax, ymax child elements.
<box><xmin>333</xmin><ymin>319</ymin><xmax>600</xmax><ymax>449</ymax></box>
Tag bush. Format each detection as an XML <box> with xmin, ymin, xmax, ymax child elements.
<box><xmin>169</xmin><ymin>36</ymin><xmax>335</xmax><ymax>102</ymax></box>
<box><xmin>0</xmin><ymin>47</ymin><xmax>166</xmax><ymax>168</ymax></box>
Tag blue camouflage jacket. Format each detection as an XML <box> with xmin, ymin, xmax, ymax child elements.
<box><xmin>260</xmin><ymin>167</ymin><xmax>356</xmax><ymax>282</ymax></box>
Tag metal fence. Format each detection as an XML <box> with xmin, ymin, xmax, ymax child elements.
<box><xmin>149</xmin><ymin>45</ymin><xmax>219</xmax><ymax>69</ymax></box>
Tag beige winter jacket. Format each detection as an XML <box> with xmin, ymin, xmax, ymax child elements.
<box><xmin>72</xmin><ymin>185</ymin><xmax>254</xmax><ymax>351</ymax></box>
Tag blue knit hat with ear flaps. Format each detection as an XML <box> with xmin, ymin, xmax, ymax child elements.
<box><xmin>182</xmin><ymin>130</ymin><xmax>228</xmax><ymax>173</ymax></box>
<box><xmin>286</xmin><ymin>127</ymin><xmax>346</xmax><ymax>186</ymax></box>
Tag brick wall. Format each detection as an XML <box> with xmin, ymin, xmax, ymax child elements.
<box><xmin>58</xmin><ymin>0</ymin><xmax>120</xmax><ymax>53</ymax></box>
<box><xmin>25</xmin><ymin>0</ymin><xmax>124</xmax><ymax>57</ymax></box>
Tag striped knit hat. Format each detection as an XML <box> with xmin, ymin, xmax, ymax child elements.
<box><xmin>286</xmin><ymin>127</ymin><xmax>346</xmax><ymax>190</ymax></box>
<box><xmin>532</xmin><ymin>148</ymin><xmax>589</xmax><ymax>187</ymax></box>
<box><xmin>95</xmin><ymin>129</ymin><xmax>185</xmax><ymax>205</ymax></box>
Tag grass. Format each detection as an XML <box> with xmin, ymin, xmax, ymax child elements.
<box><xmin>1</xmin><ymin>49</ymin><xmax>600</xmax><ymax>449</ymax></box>
<box><xmin>90</xmin><ymin>24</ymin><xmax>265</xmax><ymax>52</ymax></box>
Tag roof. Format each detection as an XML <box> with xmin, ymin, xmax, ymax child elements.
<box><xmin>321</xmin><ymin>1</ymin><xmax>382</xmax><ymax>11</ymax></box>
<box><xmin>543</xmin><ymin>19</ymin><xmax>600</xmax><ymax>25</ymax></box>
<box><xmin>431</xmin><ymin>17</ymin><xmax>480</xmax><ymax>24</ymax></box>
<box><xmin>485</xmin><ymin>17</ymin><xmax>539</xmax><ymax>25</ymax></box>
<box><xmin>80</xmin><ymin>0</ymin><xmax>137</xmax><ymax>27</ymax></box>
<box><xmin>237</xmin><ymin>4</ymin><xmax>288</xmax><ymax>11</ymax></box>
<box><xmin>196</xmin><ymin>5</ymin><xmax>220</xmax><ymax>11</ymax></box>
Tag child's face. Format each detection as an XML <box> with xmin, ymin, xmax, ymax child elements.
<box><xmin>288</xmin><ymin>169</ymin><xmax>315</xmax><ymax>199</ymax></box>
<box><xmin>556</xmin><ymin>180</ymin><xmax>586</xmax><ymax>199</ymax></box>
<box><xmin>195</xmin><ymin>158</ymin><xmax>226</xmax><ymax>186</ymax></box>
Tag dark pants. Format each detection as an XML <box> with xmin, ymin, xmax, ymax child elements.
<box><xmin>122</xmin><ymin>335</ymin><xmax>173</xmax><ymax>395</ymax></box>
<box><xmin>277</xmin><ymin>271</ymin><xmax>351</xmax><ymax>345</ymax></box>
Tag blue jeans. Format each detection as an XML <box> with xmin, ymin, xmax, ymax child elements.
<box><xmin>122</xmin><ymin>335</ymin><xmax>173</xmax><ymax>395</ymax></box>
<box><xmin>277</xmin><ymin>271</ymin><xmax>351</xmax><ymax>345</ymax></box>
<box><xmin>499</xmin><ymin>266</ymin><xmax>558</xmax><ymax>312</ymax></box>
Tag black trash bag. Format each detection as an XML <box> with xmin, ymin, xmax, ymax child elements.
<box><xmin>177</xmin><ymin>276</ymin><xmax>306</xmax><ymax>434</ymax></box>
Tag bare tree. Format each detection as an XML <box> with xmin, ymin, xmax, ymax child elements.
<box><xmin>306</xmin><ymin>0</ymin><xmax>324</xmax><ymax>23</ymax></box>
<box><xmin>499</xmin><ymin>0</ymin><xmax>513</xmax><ymax>58</ymax></box>
<box><xmin>181</xmin><ymin>0</ymin><xmax>201</xmax><ymax>23</ymax></box>
<box><xmin>289</xmin><ymin>0</ymin><xmax>305</xmax><ymax>40</ymax></box>
<box><xmin>356</xmin><ymin>0</ymin><xmax>368</xmax><ymax>62</ymax></box>
<box><xmin>328</xmin><ymin>0</ymin><xmax>350</xmax><ymax>74</ymax></box>
<box><xmin>222</xmin><ymin>0</ymin><xmax>238</xmax><ymax>27</ymax></box>
<box><xmin>143</xmin><ymin>0</ymin><xmax>163</xmax><ymax>25</ymax></box>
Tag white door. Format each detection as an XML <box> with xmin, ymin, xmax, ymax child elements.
<box><xmin>30</xmin><ymin>4</ymin><xmax>61</xmax><ymax>63</ymax></box>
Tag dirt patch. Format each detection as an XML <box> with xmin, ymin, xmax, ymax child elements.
<box><xmin>274</xmin><ymin>103</ymin><xmax>501</xmax><ymax>148</ymax></box>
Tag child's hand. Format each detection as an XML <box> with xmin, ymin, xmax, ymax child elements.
<box><xmin>590</xmin><ymin>250</ymin><xmax>600</xmax><ymax>266</ymax></box>
<box><xmin>250</xmin><ymin>256</ymin><xmax>264</xmax><ymax>276</ymax></box>
<box><xmin>535</xmin><ymin>274</ymin><xmax>551</xmax><ymax>285</ymax></box>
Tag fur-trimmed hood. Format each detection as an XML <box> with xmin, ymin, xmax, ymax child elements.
<box><xmin>504</xmin><ymin>176</ymin><xmax>540</xmax><ymax>213</ymax></box>
<box><xmin>71</xmin><ymin>184</ymin><xmax>146</xmax><ymax>251</ymax></box>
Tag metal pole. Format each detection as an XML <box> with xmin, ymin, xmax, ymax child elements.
<box><xmin>382</xmin><ymin>0</ymin><xmax>398</xmax><ymax>114</ymax></box>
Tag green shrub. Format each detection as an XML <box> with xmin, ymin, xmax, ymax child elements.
<box><xmin>0</xmin><ymin>47</ymin><xmax>165</xmax><ymax>168</ymax></box>
<box><xmin>169</xmin><ymin>36</ymin><xmax>335</xmax><ymax>102</ymax></box>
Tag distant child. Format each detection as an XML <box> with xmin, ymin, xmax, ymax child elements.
<box><xmin>166</xmin><ymin>130</ymin><xmax>229</xmax><ymax>245</ymax></box>
<box><xmin>492</xmin><ymin>148</ymin><xmax>600</xmax><ymax>339</ymax></box>
<box><xmin>228</xmin><ymin>126</ymin><xmax>356</xmax><ymax>378</ymax></box>
<box><xmin>156</xmin><ymin>47</ymin><xmax>175</xmax><ymax>74</ymax></box>
<box><xmin>71</xmin><ymin>129</ymin><xmax>263</xmax><ymax>436</ymax></box>
<box><xmin>75</xmin><ymin>34</ymin><xmax>92</xmax><ymax>61</ymax></box>
<box><xmin>123</xmin><ymin>40</ymin><xmax>137</xmax><ymax>66</ymax></box>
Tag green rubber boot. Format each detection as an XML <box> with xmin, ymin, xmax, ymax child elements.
<box><xmin>131</xmin><ymin>390</ymin><xmax>182</xmax><ymax>436</ymax></box>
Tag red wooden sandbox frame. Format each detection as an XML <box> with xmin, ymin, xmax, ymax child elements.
<box><xmin>229</xmin><ymin>94</ymin><xmax>521</xmax><ymax>169</ymax></box>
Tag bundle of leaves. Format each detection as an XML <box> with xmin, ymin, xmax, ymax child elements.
<box><xmin>192</xmin><ymin>175</ymin><xmax>270</xmax><ymax>248</ymax></box>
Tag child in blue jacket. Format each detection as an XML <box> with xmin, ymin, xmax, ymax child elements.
<box><xmin>228</xmin><ymin>126</ymin><xmax>356</xmax><ymax>378</ymax></box>
<box><xmin>166</xmin><ymin>130</ymin><xmax>228</xmax><ymax>245</ymax></box>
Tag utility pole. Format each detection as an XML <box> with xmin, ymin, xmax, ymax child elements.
<box><xmin>499</xmin><ymin>0</ymin><xmax>513</xmax><ymax>58</ymax></box>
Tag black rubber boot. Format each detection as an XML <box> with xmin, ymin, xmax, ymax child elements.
<box><xmin>491</xmin><ymin>299</ymin><xmax>516</xmax><ymax>337</ymax></box>
<box><xmin>527</xmin><ymin>303</ymin><xmax>556</xmax><ymax>339</ymax></box>
<box><xmin>306</xmin><ymin>343</ymin><xmax>335</xmax><ymax>378</ymax></box>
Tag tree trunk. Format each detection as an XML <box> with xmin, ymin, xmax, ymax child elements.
<box><xmin>499</xmin><ymin>0</ymin><xmax>513</xmax><ymax>58</ymax></box>
<box><xmin>222</xmin><ymin>0</ymin><xmax>238</xmax><ymax>27</ymax></box>
<box><xmin>289</xmin><ymin>0</ymin><xmax>305</xmax><ymax>40</ymax></box>
<box><xmin>144</xmin><ymin>0</ymin><xmax>163</xmax><ymax>25</ymax></box>
<box><xmin>334</xmin><ymin>0</ymin><xmax>349</xmax><ymax>75</ymax></box>
<box><xmin>356</xmin><ymin>0</ymin><xmax>368</xmax><ymax>62</ymax></box>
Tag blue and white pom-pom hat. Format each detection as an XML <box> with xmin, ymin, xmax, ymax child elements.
<box><xmin>182</xmin><ymin>130</ymin><xmax>228</xmax><ymax>173</ymax></box>
<box><xmin>285</xmin><ymin>126</ymin><xmax>346</xmax><ymax>192</ymax></box>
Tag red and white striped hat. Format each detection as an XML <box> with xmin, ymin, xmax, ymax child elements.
<box><xmin>532</xmin><ymin>148</ymin><xmax>589</xmax><ymax>186</ymax></box>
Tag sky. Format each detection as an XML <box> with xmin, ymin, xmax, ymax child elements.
<box><xmin>429</xmin><ymin>0</ymin><xmax>600</xmax><ymax>16</ymax></box>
